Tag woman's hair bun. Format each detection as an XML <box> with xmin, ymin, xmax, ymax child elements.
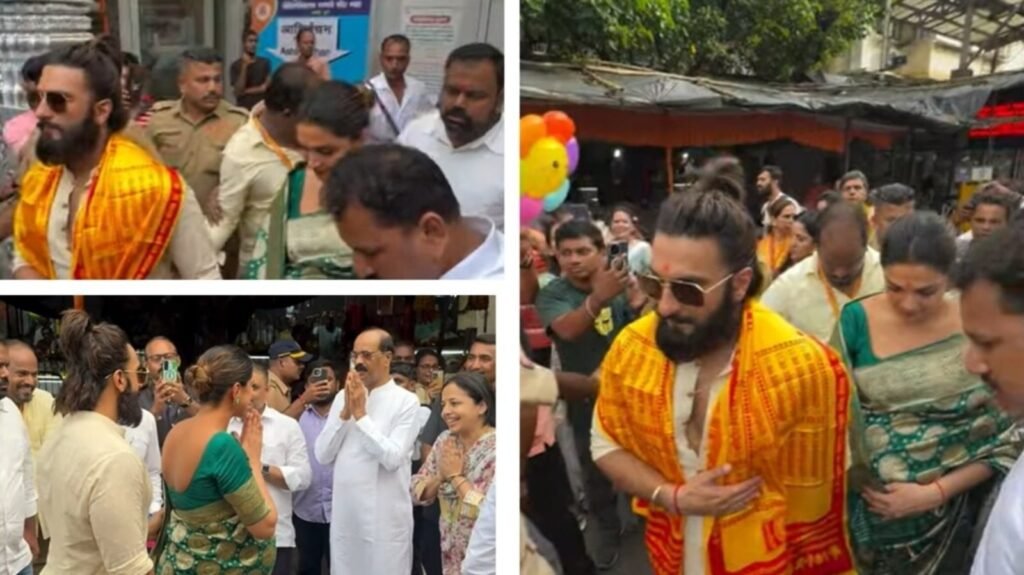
<box><xmin>185</xmin><ymin>363</ymin><xmax>212</xmax><ymax>395</ymax></box>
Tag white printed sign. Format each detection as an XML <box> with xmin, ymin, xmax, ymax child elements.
<box><xmin>270</xmin><ymin>17</ymin><xmax>351</xmax><ymax>63</ymax></box>
<box><xmin>401</xmin><ymin>5</ymin><xmax>463</xmax><ymax>95</ymax></box>
<box><xmin>971</xmin><ymin>166</ymin><xmax>994</xmax><ymax>182</ymax></box>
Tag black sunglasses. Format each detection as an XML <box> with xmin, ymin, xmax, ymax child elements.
<box><xmin>28</xmin><ymin>90</ymin><xmax>72</xmax><ymax>114</ymax></box>
<box><xmin>636</xmin><ymin>270</ymin><xmax>741</xmax><ymax>307</ymax></box>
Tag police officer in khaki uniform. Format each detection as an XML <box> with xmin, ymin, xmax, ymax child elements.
<box><xmin>147</xmin><ymin>47</ymin><xmax>248</xmax><ymax>222</ymax></box>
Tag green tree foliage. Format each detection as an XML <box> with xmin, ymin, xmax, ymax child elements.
<box><xmin>521</xmin><ymin>0</ymin><xmax>884</xmax><ymax>81</ymax></box>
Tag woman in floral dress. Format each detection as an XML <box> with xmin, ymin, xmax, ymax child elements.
<box><xmin>412</xmin><ymin>372</ymin><xmax>497</xmax><ymax>575</ymax></box>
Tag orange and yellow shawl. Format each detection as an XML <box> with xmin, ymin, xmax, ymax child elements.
<box><xmin>757</xmin><ymin>233</ymin><xmax>793</xmax><ymax>276</ymax></box>
<box><xmin>14</xmin><ymin>133</ymin><xmax>183</xmax><ymax>279</ymax></box>
<box><xmin>596</xmin><ymin>301</ymin><xmax>854</xmax><ymax>575</ymax></box>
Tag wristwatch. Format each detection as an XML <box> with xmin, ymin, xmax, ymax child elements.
<box><xmin>262</xmin><ymin>464</ymin><xmax>270</xmax><ymax>476</ymax></box>
<box><xmin>180</xmin><ymin>396</ymin><xmax>193</xmax><ymax>408</ymax></box>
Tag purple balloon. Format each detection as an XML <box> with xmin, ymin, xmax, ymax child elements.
<box><xmin>566</xmin><ymin>138</ymin><xmax>580</xmax><ymax>174</ymax></box>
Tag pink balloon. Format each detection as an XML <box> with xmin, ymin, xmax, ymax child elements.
<box><xmin>521</xmin><ymin>197</ymin><xmax>544</xmax><ymax>225</ymax></box>
<box><xmin>566</xmin><ymin>138</ymin><xmax>580</xmax><ymax>174</ymax></box>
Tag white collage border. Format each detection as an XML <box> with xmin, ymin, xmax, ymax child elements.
<box><xmin>0</xmin><ymin>1</ymin><xmax>525</xmax><ymax>573</ymax></box>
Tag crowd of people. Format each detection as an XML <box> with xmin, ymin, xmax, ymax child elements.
<box><xmin>0</xmin><ymin>313</ymin><xmax>498</xmax><ymax>575</ymax></box>
<box><xmin>0</xmin><ymin>27</ymin><xmax>505</xmax><ymax>280</ymax></box>
<box><xmin>519</xmin><ymin>158</ymin><xmax>1024</xmax><ymax>574</ymax></box>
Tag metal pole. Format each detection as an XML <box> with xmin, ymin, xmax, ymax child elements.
<box><xmin>960</xmin><ymin>0</ymin><xmax>976</xmax><ymax>72</ymax></box>
<box><xmin>880</xmin><ymin>0</ymin><xmax>892</xmax><ymax>70</ymax></box>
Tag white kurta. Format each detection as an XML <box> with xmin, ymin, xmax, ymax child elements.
<box><xmin>314</xmin><ymin>379</ymin><xmax>421</xmax><ymax>574</ymax></box>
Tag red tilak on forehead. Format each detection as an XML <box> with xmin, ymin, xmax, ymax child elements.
<box><xmin>656</xmin><ymin>261</ymin><xmax>670</xmax><ymax>275</ymax></box>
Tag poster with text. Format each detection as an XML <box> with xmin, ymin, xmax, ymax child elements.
<box><xmin>250</xmin><ymin>0</ymin><xmax>371</xmax><ymax>83</ymax></box>
<box><xmin>401</xmin><ymin>2</ymin><xmax>463</xmax><ymax>96</ymax></box>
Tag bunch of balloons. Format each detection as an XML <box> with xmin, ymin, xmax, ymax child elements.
<box><xmin>520</xmin><ymin>111</ymin><xmax>579</xmax><ymax>225</ymax></box>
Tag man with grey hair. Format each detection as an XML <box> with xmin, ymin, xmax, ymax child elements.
<box><xmin>315</xmin><ymin>328</ymin><xmax>420</xmax><ymax>574</ymax></box>
<box><xmin>838</xmin><ymin>170</ymin><xmax>870</xmax><ymax>205</ymax></box>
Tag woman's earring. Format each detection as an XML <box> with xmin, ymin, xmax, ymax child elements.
<box><xmin>234</xmin><ymin>395</ymin><xmax>240</xmax><ymax>406</ymax></box>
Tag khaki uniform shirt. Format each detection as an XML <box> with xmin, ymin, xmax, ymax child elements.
<box><xmin>267</xmin><ymin>371</ymin><xmax>291</xmax><ymax>413</ymax></box>
<box><xmin>146</xmin><ymin>99</ymin><xmax>248</xmax><ymax>215</ymax></box>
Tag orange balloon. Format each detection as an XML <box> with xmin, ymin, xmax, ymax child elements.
<box><xmin>520</xmin><ymin>115</ymin><xmax>547</xmax><ymax>158</ymax></box>
<box><xmin>543</xmin><ymin>111</ymin><xmax>575</xmax><ymax>144</ymax></box>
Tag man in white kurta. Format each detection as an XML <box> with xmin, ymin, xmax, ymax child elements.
<box><xmin>315</xmin><ymin>328</ymin><xmax>421</xmax><ymax>574</ymax></box>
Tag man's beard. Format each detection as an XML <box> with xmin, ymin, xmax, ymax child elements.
<box><xmin>655</xmin><ymin>289</ymin><xmax>742</xmax><ymax>363</ymax></box>
<box><xmin>12</xmin><ymin>383</ymin><xmax>34</xmax><ymax>406</ymax></box>
<box><xmin>314</xmin><ymin>392</ymin><xmax>337</xmax><ymax>407</ymax></box>
<box><xmin>0</xmin><ymin>379</ymin><xmax>6</xmax><ymax>400</ymax></box>
<box><xmin>442</xmin><ymin>106</ymin><xmax>500</xmax><ymax>144</ymax></box>
<box><xmin>36</xmin><ymin>111</ymin><xmax>102</xmax><ymax>167</ymax></box>
<box><xmin>117</xmin><ymin>389</ymin><xmax>143</xmax><ymax>427</ymax></box>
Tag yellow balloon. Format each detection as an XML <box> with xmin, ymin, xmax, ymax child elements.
<box><xmin>520</xmin><ymin>137</ymin><xmax>569</xmax><ymax>199</ymax></box>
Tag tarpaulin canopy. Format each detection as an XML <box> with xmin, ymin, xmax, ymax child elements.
<box><xmin>521</xmin><ymin>61</ymin><xmax>1024</xmax><ymax>132</ymax></box>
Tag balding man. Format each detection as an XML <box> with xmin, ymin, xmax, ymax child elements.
<box><xmin>7</xmin><ymin>340</ymin><xmax>60</xmax><ymax>462</ymax></box>
<box><xmin>7</xmin><ymin>340</ymin><xmax>59</xmax><ymax>572</ymax></box>
<box><xmin>139</xmin><ymin>336</ymin><xmax>198</xmax><ymax>446</ymax></box>
<box><xmin>762</xmin><ymin>201</ymin><xmax>885</xmax><ymax>341</ymax></box>
<box><xmin>314</xmin><ymin>328</ymin><xmax>420</xmax><ymax>575</ymax></box>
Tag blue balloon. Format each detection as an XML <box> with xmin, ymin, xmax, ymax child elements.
<box><xmin>544</xmin><ymin>180</ymin><xmax>570</xmax><ymax>212</ymax></box>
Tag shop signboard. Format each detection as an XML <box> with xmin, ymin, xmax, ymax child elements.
<box><xmin>250</xmin><ymin>0</ymin><xmax>371</xmax><ymax>83</ymax></box>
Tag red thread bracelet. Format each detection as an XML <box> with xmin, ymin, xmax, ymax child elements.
<box><xmin>934</xmin><ymin>480</ymin><xmax>947</xmax><ymax>503</ymax></box>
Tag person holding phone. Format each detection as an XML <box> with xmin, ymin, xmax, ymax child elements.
<box><xmin>140</xmin><ymin>336</ymin><xmax>197</xmax><ymax>446</ymax></box>
<box><xmin>294</xmin><ymin>360</ymin><xmax>341</xmax><ymax>575</ymax></box>
<box><xmin>535</xmin><ymin>218</ymin><xmax>644</xmax><ymax>569</ymax></box>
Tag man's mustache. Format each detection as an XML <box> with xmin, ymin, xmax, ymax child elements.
<box><xmin>443</xmin><ymin>108</ymin><xmax>470</xmax><ymax>122</ymax></box>
<box><xmin>354</xmin><ymin>364</ymin><xmax>368</xmax><ymax>373</ymax></box>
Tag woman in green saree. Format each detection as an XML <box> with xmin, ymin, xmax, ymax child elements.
<box><xmin>244</xmin><ymin>81</ymin><xmax>370</xmax><ymax>279</ymax></box>
<box><xmin>833</xmin><ymin>212</ymin><xmax>1019</xmax><ymax>574</ymax></box>
<box><xmin>154</xmin><ymin>345</ymin><xmax>279</xmax><ymax>574</ymax></box>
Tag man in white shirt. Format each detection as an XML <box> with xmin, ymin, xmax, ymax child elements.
<box><xmin>322</xmin><ymin>144</ymin><xmax>504</xmax><ymax>279</ymax></box>
<box><xmin>367</xmin><ymin>35</ymin><xmax>434</xmax><ymax>144</ymax></box>
<box><xmin>122</xmin><ymin>409</ymin><xmax>164</xmax><ymax>540</ymax></box>
<box><xmin>0</xmin><ymin>396</ymin><xmax>37</xmax><ymax>575</ymax></box>
<box><xmin>314</xmin><ymin>328</ymin><xmax>421</xmax><ymax>575</ymax></box>
<box><xmin>755</xmin><ymin>165</ymin><xmax>800</xmax><ymax>227</ymax></box>
<box><xmin>962</xmin><ymin>225</ymin><xmax>1024</xmax><ymax>575</ymax></box>
<box><xmin>229</xmin><ymin>362</ymin><xmax>311</xmax><ymax>575</ymax></box>
<box><xmin>762</xmin><ymin>200</ymin><xmax>885</xmax><ymax>341</ymax></box>
<box><xmin>397</xmin><ymin>43</ymin><xmax>504</xmax><ymax>231</ymax></box>
<box><xmin>956</xmin><ymin>185</ymin><xmax>1017</xmax><ymax>261</ymax></box>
